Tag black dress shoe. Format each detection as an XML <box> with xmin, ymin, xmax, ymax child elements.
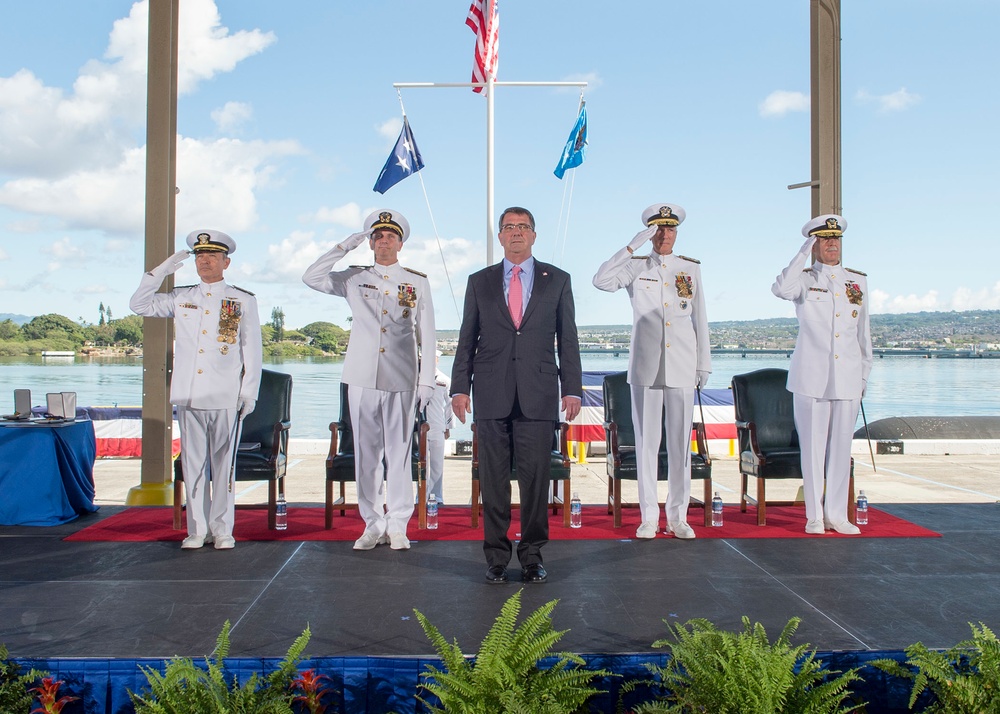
<box><xmin>485</xmin><ymin>565</ymin><xmax>508</xmax><ymax>583</ymax></box>
<box><xmin>521</xmin><ymin>564</ymin><xmax>547</xmax><ymax>583</ymax></box>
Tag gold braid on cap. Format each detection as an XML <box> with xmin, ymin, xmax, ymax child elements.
<box><xmin>809</xmin><ymin>217</ymin><xmax>844</xmax><ymax>237</ymax></box>
<box><xmin>646</xmin><ymin>205</ymin><xmax>680</xmax><ymax>227</ymax></box>
<box><xmin>370</xmin><ymin>211</ymin><xmax>403</xmax><ymax>238</ymax></box>
<box><xmin>192</xmin><ymin>232</ymin><xmax>229</xmax><ymax>253</ymax></box>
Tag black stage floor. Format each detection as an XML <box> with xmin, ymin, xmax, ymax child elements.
<box><xmin>2</xmin><ymin>503</ymin><xmax>999</xmax><ymax>660</ymax></box>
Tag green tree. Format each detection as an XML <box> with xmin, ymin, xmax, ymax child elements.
<box><xmin>113</xmin><ymin>315</ymin><xmax>144</xmax><ymax>345</ymax></box>
<box><xmin>21</xmin><ymin>314</ymin><xmax>85</xmax><ymax>343</ymax></box>
<box><xmin>301</xmin><ymin>321</ymin><xmax>349</xmax><ymax>354</ymax></box>
<box><xmin>0</xmin><ymin>319</ymin><xmax>21</xmax><ymax>341</ymax></box>
<box><xmin>99</xmin><ymin>302</ymin><xmax>106</xmax><ymax>326</ymax></box>
<box><xmin>270</xmin><ymin>306</ymin><xmax>285</xmax><ymax>342</ymax></box>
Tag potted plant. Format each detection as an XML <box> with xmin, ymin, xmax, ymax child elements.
<box><xmin>621</xmin><ymin>616</ymin><xmax>863</xmax><ymax>713</ymax></box>
<box><xmin>1</xmin><ymin>645</ymin><xmax>48</xmax><ymax>713</ymax></box>
<box><xmin>129</xmin><ymin>621</ymin><xmax>311</xmax><ymax>714</ymax></box>
<box><xmin>871</xmin><ymin>621</ymin><xmax>1000</xmax><ymax>713</ymax></box>
<box><xmin>414</xmin><ymin>589</ymin><xmax>611</xmax><ymax>713</ymax></box>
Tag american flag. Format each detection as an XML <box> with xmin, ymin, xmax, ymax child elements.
<box><xmin>466</xmin><ymin>0</ymin><xmax>499</xmax><ymax>94</ymax></box>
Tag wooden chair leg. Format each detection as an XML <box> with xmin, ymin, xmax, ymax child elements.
<box><xmin>613</xmin><ymin>479</ymin><xmax>623</xmax><ymax>528</ymax></box>
<box><xmin>702</xmin><ymin>478</ymin><xmax>713</xmax><ymax>528</ymax></box>
<box><xmin>417</xmin><ymin>479</ymin><xmax>427</xmax><ymax>529</ymax></box>
<box><xmin>756</xmin><ymin>478</ymin><xmax>767</xmax><ymax>526</ymax></box>
<box><xmin>471</xmin><ymin>480</ymin><xmax>480</xmax><ymax>527</ymax></box>
<box><xmin>173</xmin><ymin>478</ymin><xmax>184</xmax><ymax>530</ymax></box>
<box><xmin>325</xmin><ymin>480</ymin><xmax>333</xmax><ymax>529</ymax></box>
<box><xmin>848</xmin><ymin>474</ymin><xmax>856</xmax><ymax>524</ymax></box>
<box><xmin>740</xmin><ymin>473</ymin><xmax>749</xmax><ymax>513</ymax></box>
<box><xmin>339</xmin><ymin>482</ymin><xmax>348</xmax><ymax>517</ymax></box>
<box><xmin>562</xmin><ymin>479</ymin><xmax>571</xmax><ymax>527</ymax></box>
<box><xmin>267</xmin><ymin>480</ymin><xmax>277</xmax><ymax>530</ymax></box>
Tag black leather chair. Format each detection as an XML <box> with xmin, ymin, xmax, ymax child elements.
<box><xmin>602</xmin><ymin>371</ymin><xmax>713</xmax><ymax>527</ymax></box>
<box><xmin>470</xmin><ymin>421</ymin><xmax>572</xmax><ymax>527</ymax></box>
<box><xmin>173</xmin><ymin>368</ymin><xmax>292</xmax><ymax>530</ymax></box>
<box><xmin>325</xmin><ymin>382</ymin><xmax>428</xmax><ymax>529</ymax></box>
<box><xmin>731</xmin><ymin>367</ymin><xmax>855</xmax><ymax>526</ymax></box>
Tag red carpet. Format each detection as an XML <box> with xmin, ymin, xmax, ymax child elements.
<box><xmin>65</xmin><ymin>505</ymin><xmax>939</xmax><ymax>542</ymax></box>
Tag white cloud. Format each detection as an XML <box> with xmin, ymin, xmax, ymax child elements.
<box><xmin>759</xmin><ymin>90</ymin><xmax>809</xmax><ymax>117</ymax></box>
<box><xmin>377</xmin><ymin>117</ymin><xmax>402</xmax><ymax>146</ymax></box>
<box><xmin>312</xmin><ymin>202</ymin><xmax>365</xmax><ymax>227</ymax></box>
<box><xmin>211</xmin><ymin>101</ymin><xmax>253</xmax><ymax>133</ymax></box>
<box><xmin>0</xmin><ymin>247</ymin><xmax>8</xmax><ymax>260</ymax></box>
<box><xmin>855</xmin><ymin>87</ymin><xmax>921</xmax><ymax>113</ymax></box>
<box><xmin>871</xmin><ymin>283</ymin><xmax>1000</xmax><ymax>314</ymax></box>
<box><xmin>43</xmin><ymin>237</ymin><xmax>89</xmax><ymax>262</ymax></box>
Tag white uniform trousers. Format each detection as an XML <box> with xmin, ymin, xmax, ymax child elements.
<box><xmin>425</xmin><ymin>435</ymin><xmax>445</xmax><ymax>504</ymax></box>
<box><xmin>348</xmin><ymin>385</ymin><xmax>416</xmax><ymax>536</ymax></box>
<box><xmin>631</xmin><ymin>385</ymin><xmax>694</xmax><ymax>527</ymax></box>
<box><xmin>176</xmin><ymin>406</ymin><xmax>239</xmax><ymax>538</ymax></box>
<box><xmin>793</xmin><ymin>393</ymin><xmax>860</xmax><ymax>525</ymax></box>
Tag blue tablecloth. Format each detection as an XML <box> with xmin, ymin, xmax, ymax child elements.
<box><xmin>0</xmin><ymin>419</ymin><xmax>98</xmax><ymax>526</ymax></box>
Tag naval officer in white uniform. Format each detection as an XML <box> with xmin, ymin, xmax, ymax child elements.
<box><xmin>303</xmin><ymin>209</ymin><xmax>436</xmax><ymax>551</ymax></box>
<box><xmin>130</xmin><ymin>230</ymin><xmax>262</xmax><ymax>550</ymax></box>
<box><xmin>772</xmin><ymin>214</ymin><xmax>872</xmax><ymax>535</ymax></box>
<box><xmin>593</xmin><ymin>203</ymin><xmax>711</xmax><ymax>540</ymax></box>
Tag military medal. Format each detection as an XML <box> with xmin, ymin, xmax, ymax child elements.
<box><xmin>402</xmin><ymin>308</ymin><xmax>410</xmax><ymax>318</ymax></box>
<box><xmin>845</xmin><ymin>282</ymin><xmax>863</xmax><ymax>306</ymax></box>
<box><xmin>852</xmin><ymin>309</ymin><xmax>858</xmax><ymax>318</ymax></box>
<box><xmin>675</xmin><ymin>272</ymin><xmax>693</xmax><ymax>299</ymax></box>
<box><xmin>218</xmin><ymin>298</ymin><xmax>243</xmax><ymax>345</ymax></box>
<box><xmin>680</xmin><ymin>300</ymin><xmax>688</xmax><ymax>309</ymax></box>
<box><xmin>220</xmin><ymin>345</ymin><xmax>230</xmax><ymax>355</ymax></box>
<box><xmin>398</xmin><ymin>283</ymin><xmax>416</xmax><ymax>308</ymax></box>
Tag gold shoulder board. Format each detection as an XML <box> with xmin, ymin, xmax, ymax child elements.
<box><xmin>231</xmin><ymin>285</ymin><xmax>255</xmax><ymax>296</ymax></box>
<box><xmin>678</xmin><ymin>255</ymin><xmax>701</xmax><ymax>264</ymax></box>
<box><xmin>349</xmin><ymin>265</ymin><xmax>373</xmax><ymax>269</ymax></box>
<box><xmin>845</xmin><ymin>267</ymin><xmax>867</xmax><ymax>276</ymax></box>
<box><xmin>403</xmin><ymin>267</ymin><xmax>428</xmax><ymax>278</ymax></box>
<box><xmin>631</xmin><ymin>254</ymin><xmax>650</xmax><ymax>260</ymax></box>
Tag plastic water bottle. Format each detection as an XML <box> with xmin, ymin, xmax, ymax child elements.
<box><xmin>856</xmin><ymin>490</ymin><xmax>868</xmax><ymax>526</ymax></box>
<box><xmin>711</xmin><ymin>492</ymin><xmax>724</xmax><ymax>527</ymax></box>
<box><xmin>427</xmin><ymin>494</ymin><xmax>439</xmax><ymax>530</ymax></box>
<box><xmin>570</xmin><ymin>492</ymin><xmax>582</xmax><ymax>528</ymax></box>
<box><xmin>275</xmin><ymin>493</ymin><xmax>287</xmax><ymax>530</ymax></box>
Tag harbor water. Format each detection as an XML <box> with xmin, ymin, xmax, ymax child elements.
<box><xmin>1</xmin><ymin>353</ymin><xmax>998</xmax><ymax>440</ymax></box>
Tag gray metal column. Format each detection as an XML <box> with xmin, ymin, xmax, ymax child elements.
<box><xmin>127</xmin><ymin>0</ymin><xmax>179</xmax><ymax>505</ymax></box>
<box><xmin>810</xmin><ymin>0</ymin><xmax>842</xmax><ymax>217</ymax></box>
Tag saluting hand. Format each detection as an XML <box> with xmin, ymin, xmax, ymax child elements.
<box><xmin>628</xmin><ymin>226</ymin><xmax>657</xmax><ymax>252</ymax></box>
<box><xmin>151</xmin><ymin>249</ymin><xmax>190</xmax><ymax>277</ymax></box>
<box><xmin>341</xmin><ymin>230</ymin><xmax>370</xmax><ymax>251</ymax></box>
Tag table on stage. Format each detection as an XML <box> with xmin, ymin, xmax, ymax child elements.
<box><xmin>0</xmin><ymin>419</ymin><xmax>99</xmax><ymax>526</ymax></box>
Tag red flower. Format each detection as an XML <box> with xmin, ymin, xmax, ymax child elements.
<box><xmin>291</xmin><ymin>668</ymin><xmax>333</xmax><ymax>714</ymax></box>
<box><xmin>30</xmin><ymin>677</ymin><xmax>79</xmax><ymax>714</ymax></box>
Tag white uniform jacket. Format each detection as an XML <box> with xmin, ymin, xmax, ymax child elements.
<box><xmin>303</xmin><ymin>244</ymin><xmax>436</xmax><ymax>392</ymax></box>
<box><xmin>771</xmin><ymin>243</ymin><xmax>873</xmax><ymax>400</ymax></box>
<box><xmin>593</xmin><ymin>247</ymin><xmax>711</xmax><ymax>388</ymax></box>
<box><xmin>130</xmin><ymin>276</ymin><xmax>263</xmax><ymax>409</ymax></box>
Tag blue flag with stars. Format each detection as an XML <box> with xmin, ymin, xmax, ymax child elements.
<box><xmin>553</xmin><ymin>104</ymin><xmax>587</xmax><ymax>179</ymax></box>
<box><xmin>373</xmin><ymin>117</ymin><xmax>425</xmax><ymax>194</ymax></box>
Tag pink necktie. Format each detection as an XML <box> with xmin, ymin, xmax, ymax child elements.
<box><xmin>509</xmin><ymin>265</ymin><xmax>523</xmax><ymax>328</ymax></box>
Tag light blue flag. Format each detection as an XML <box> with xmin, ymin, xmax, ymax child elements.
<box><xmin>553</xmin><ymin>104</ymin><xmax>587</xmax><ymax>179</ymax></box>
<box><xmin>373</xmin><ymin>117</ymin><xmax>425</xmax><ymax>194</ymax></box>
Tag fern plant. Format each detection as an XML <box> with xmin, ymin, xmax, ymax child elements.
<box><xmin>871</xmin><ymin>621</ymin><xmax>1000</xmax><ymax>713</ymax></box>
<box><xmin>1</xmin><ymin>644</ymin><xmax>47</xmax><ymax>713</ymax></box>
<box><xmin>415</xmin><ymin>589</ymin><xmax>611</xmax><ymax>713</ymax></box>
<box><xmin>129</xmin><ymin>621</ymin><xmax>311</xmax><ymax>714</ymax></box>
<box><xmin>621</xmin><ymin>616</ymin><xmax>862</xmax><ymax>714</ymax></box>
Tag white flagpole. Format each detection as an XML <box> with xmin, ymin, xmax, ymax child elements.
<box><xmin>486</xmin><ymin>73</ymin><xmax>495</xmax><ymax>265</ymax></box>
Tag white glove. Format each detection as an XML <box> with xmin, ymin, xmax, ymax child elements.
<box><xmin>341</xmin><ymin>230</ymin><xmax>370</xmax><ymax>251</ymax></box>
<box><xmin>799</xmin><ymin>235</ymin><xmax>817</xmax><ymax>256</ymax></box>
<box><xmin>696</xmin><ymin>370</ymin><xmax>710</xmax><ymax>389</ymax></box>
<box><xmin>238</xmin><ymin>398</ymin><xmax>256</xmax><ymax>417</ymax></box>
<box><xmin>628</xmin><ymin>226</ymin><xmax>657</xmax><ymax>252</ymax></box>
<box><xmin>417</xmin><ymin>385</ymin><xmax>434</xmax><ymax>412</ymax></box>
<box><xmin>151</xmin><ymin>250</ymin><xmax>189</xmax><ymax>277</ymax></box>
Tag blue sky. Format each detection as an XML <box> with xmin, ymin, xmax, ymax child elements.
<box><xmin>1</xmin><ymin>0</ymin><xmax>998</xmax><ymax>331</ymax></box>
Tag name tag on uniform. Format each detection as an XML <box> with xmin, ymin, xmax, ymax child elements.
<box><xmin>807</xmin><ymin>287</ymin><xmax>829</xmax><ymax>293</ymax></box>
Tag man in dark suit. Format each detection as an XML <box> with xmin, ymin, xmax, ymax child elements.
<box><xmin>451</xmin><ymin>207</ymin><xmax>582</xmax><ymax>584</ymax></box>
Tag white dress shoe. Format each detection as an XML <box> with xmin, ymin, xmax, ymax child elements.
<box><xmin>805</xmin><ymin>520</ymin><xmax>826</xmax><ymax>535</ymax></box>
<box><xmin>213</xmin><ymin>535</ymin><xmax>236</xmax><ymax>550</ymax></box>
<box><xmin>353</xmin><ymin>531</ymin><xmax>387</xmax><ymax>551</ymax></box>
<box><xmin>635</xmin><ymin>522</ymin><xmax>658</xmax><ymax>539</ymax></box>
<box><xmin>181</xmin><ymin>535</ymin><xmax>206</xmax><ymax>549</ymax></box>
<box><xmin>829</xmin><ymin>520</ymin><xmax>861</xmax><ymax>535</ymax></box>
<box><xmin>668</xmin><ymin>522</ymin><xmax>696</xmax><ymax>540</ymax></box>
<box><xmin>389</xmin><ymin>532</ymin><xmax>411</xmax><ymax>550</ymax></box>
